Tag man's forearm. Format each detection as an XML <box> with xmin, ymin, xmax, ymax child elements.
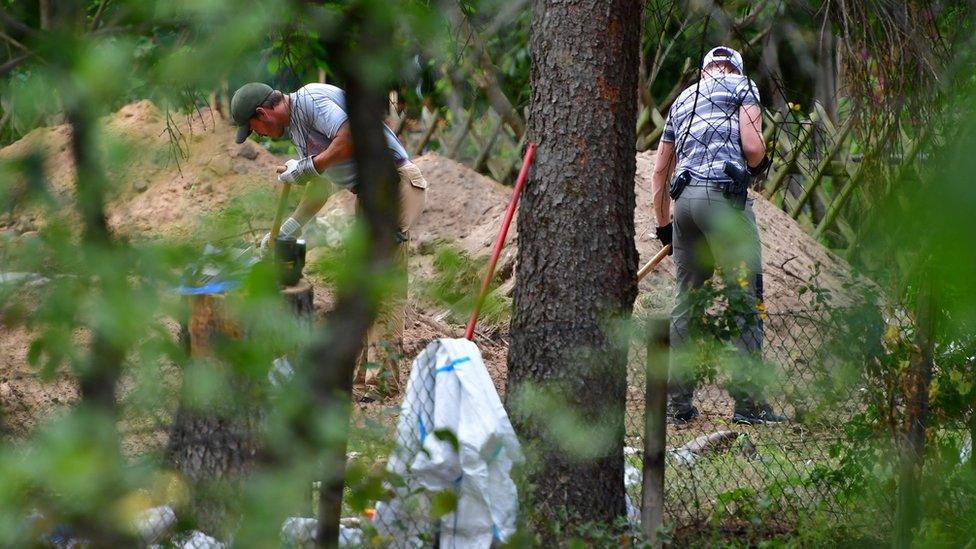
<box><xmin>651</xmin><ymin>141</ymin><xmax>676</xmax><ymax>226</ymax></box>
<box><xmin>651</xmin><ymin>171</ymin><xmax>672</xmax><ymax>227</ymax></box>
<box><xmin>311</xmin><ymin>133</ymin><xmax>353</xmax><ymax>173</ymax></box>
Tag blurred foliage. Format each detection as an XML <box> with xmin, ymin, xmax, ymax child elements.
<box><xmin>1</xmin><ymin>0</ymin><xmax>976</xmax><ymax>545</ymax></box>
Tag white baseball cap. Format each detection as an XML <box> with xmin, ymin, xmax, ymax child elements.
<box><xmin>702</xmin><ymin>46</ymin><xmax>744</xmax><ymax>74</ymax></box>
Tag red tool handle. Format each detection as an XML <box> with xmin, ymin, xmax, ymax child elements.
<box><xmin>464</xmin><ymin>143</ymin><xmax>536</xmax><ymax>340</ymax></box>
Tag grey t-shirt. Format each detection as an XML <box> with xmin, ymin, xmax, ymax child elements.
<box><xmin>287</xmin><ymin>83</ymin><xmax>409</xmax><ymax>189</ymax></box>
<box><xmin>661</xmin><ymin>73</ymin><xmax>761</xmax><ymax>182</ymax></box>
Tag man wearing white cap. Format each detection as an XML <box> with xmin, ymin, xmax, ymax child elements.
<box><xmin>649</xmin><ymin>46</ymin><xmax>786</xmax><ymax>425</ymax></box>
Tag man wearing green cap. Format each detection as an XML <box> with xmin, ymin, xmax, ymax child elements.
<box><xmin>230</xmin><ymin>81</ymin><xmax>428</xmax><ymax>398</ymax></box>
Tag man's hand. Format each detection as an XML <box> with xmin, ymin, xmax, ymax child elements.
<box><xmin>277</xmin><ymin>156</ymin><xmax>319</xmax><ymax>185</ymax></box>
<box><xmin>258</xmin><ymin>217</ymin><xmax>302</xmax><ymax>256</ymax></box>
<box><xmin>656</xmin><ymin>223</ymin><xmax>673</xmax><ymax>255</ymax></box>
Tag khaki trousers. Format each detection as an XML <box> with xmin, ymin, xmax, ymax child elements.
<box><xmin>354</xmin><ymin>161</ymin><xmax>427</xmax><ymax>395</ymax></box>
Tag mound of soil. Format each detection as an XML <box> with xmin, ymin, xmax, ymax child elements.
<box><xmin>0</xmin><ymin>101</ymin><xmax>279</xmax><ymax>239</ymax></box>
<box><xmin>0</xmin><ymin>103</ymin><xmax>515</xmax><ymax>436</ymax></box>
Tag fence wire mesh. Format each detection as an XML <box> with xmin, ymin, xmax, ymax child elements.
<box><xmin>126</xmin><ymin>305</ymin><xmax>873</xmax><ymax>546</ymax></box>
<box><xmin>625</xmin><ymin>306</ymin><xmax>872</xmax><ymax>536</ymax></box>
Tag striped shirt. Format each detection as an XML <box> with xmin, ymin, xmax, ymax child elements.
<box><xmin>661</xmin><ymin>73</ymin><xmax>760</xmax><ymax>181</ymax></box>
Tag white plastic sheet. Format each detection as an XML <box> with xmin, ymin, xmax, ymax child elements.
<box><xmin>135</xmin><ymin>505</ymin><xmax>176</xmax><ymax>545</ymax></box>
<box><xmin>280</xmin><ymin>517</ymin><xmax>363</xmax><ymax>547</ymax></box>
<box><xmin>374</xmin><ymin>338</ymin><xmax>523</xmax><ymax>547</ymax></box>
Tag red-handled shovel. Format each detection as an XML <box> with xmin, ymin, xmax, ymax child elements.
<box><xmin>464</xmin><ymin>143</ymin><xmax>537</xmax><ymax>340</ymax></box>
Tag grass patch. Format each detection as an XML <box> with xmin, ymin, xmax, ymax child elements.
<box><xmin>416</xmin><ymin>242</ymin><xmax>512</xmax><ymax>331</ymax></box>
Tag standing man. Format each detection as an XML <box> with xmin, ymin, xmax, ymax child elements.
<box><xmin>230</xmin><ymin>81</ymin><xmax>429</xmax><ymax>399</ymax></box>
<box><xmin>650</xmin><ymin>47</ymin><xmax>786</xmax><ymax>425</ymax></box>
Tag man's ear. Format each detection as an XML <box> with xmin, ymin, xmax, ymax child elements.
<box><xmin>254</xmin><ymin>106</ymin><xmax>270</xmax><ymax>121</ymax></box>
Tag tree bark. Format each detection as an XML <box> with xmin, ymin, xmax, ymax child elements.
<box><xmin>168</xmin><ymin>294</ymin><xmax>259</xmax><ymax>537</ymax></box>
<box><xmin>506</xmin><ymin>0</ymin><xmax>641</xmax><ymax>527</ymax></box>
<box><xmin>282</xmin><ymin>279</ymin><xmax>315</xmax><ymax>319</ymax></box>
<box><xmin>306</xmin><ymin>5</ymin><xmax>400</xmax><ymax>546</ymax></box>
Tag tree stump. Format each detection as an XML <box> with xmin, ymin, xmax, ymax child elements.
<box><xmin>167</xmin><ymin>279</ymin><xmax>314</xmax><ymax>535</ymax></box>
<box><xmin>282</xmin><ymin>279</ymin><xmax>314</xmax><ymax>320</ymax></box>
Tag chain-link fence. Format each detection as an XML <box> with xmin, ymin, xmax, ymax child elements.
<box><xmin>352</xmin><ymin>305</ymin><xmax>871</xmax><ymax>545</ymax></box>
<box><xmin>126</xmin><ymin>306</ymin><xmax>872</xmax><ymax>547</ymax></box>
<box><xmin>625</xmin><ymin>306</ymin><xmax>873</xmax><ymax>537</ymax></box>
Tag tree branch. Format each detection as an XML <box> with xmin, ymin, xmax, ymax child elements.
<box><xmin>39</xmin><ymin>0</ymin><xmax>51</xmax><ymax>30</ymax></box>
<box><xmin>733</xmin><ymin>0</ymin><xmax>771</xmax><ymax>30</ymax></box>
<box><xmin>0</xmin><ymin>53</ymin><xmax>30</xmax><ymax>77</ymax></box>
<box><xmin>456</xmin><ymin>10</ymin><xmax>525</xmax><ymax>140</ymax></box>
<box><xmin>0</xmin><ymin>29</ymin><xmax>30</xmax><ymax>54</ymax></box>
<box><xmin>90</xmin><ymin>0</ymin><xmax>108</xmax><ymax>32</ymax></box>
<box><xmin>0</xmin><ymin>10</ymin><xmax>35</xmax><ymax>39</ymax></box>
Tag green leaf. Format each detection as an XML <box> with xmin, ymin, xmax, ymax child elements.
<box><xmin>433</xmin><ymin>428</ymin><xmax>459</xmax><ymax>452</ymax></box>
<box><xmin>430</xmin><ymin>489</ymin><xmax>457</xmax><ymax>519</ymax></box>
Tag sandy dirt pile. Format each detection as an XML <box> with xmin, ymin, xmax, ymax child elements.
<box><xmin>0</xmin><ymin>103</ymin><xmax>514</xmax><ymax>435</ymax></box>
<box><xmin>0</xmin><ymin>100</ymin><xmax>857</xmax><ymax>437</ymax></box>
<box><xmin>0</xmin><ymin>103</ymin><xmax>282</xmax><ymax>436</ymax></box>
<box><xmin>0</xmin><ymin>101</ymin><xmax>280</xmax><ymax>238</ymax></box>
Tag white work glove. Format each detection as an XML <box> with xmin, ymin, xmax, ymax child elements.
<box><xmin>277</xmin><ymin>156</ymin><xmax>320</xmax><ymax>185</ymax></box>
<box><xmin>259</xmin><ymin>217</ymin><xmax>302</xmax><ymax>256</ymax></box>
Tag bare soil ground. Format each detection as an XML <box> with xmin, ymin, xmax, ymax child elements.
<box><xmin>0</xmin><ymin>101</ymin><xmax>858</xmax><ymax>447</ymax></box>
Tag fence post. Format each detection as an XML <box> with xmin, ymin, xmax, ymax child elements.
<box><xmin>410</xmin><ymin>110</ymin><xmax>441</xmax><ymax>157</ymax></box>
<box><xmin>813</xmin><ymin>120</ymin><xmax>898</xmax><ymax>240</ymax></box>
<box><xmin>763</xmin><ymin>112</ymin><xmax>817</xmax><ymax>200</ymax></box>
<box><xmin>894</xmin><ymin>277</ymin><xmax>935</xmax><ymax>547</ymax></box>
<box><xmin>446</xmin><ymin>110</ymin><xmax>474</xmax><ymax>159</ymax></box>
<box><xmin>789</xmin><ymin>115</ymin><xmax>855</xmax><ymax>219</ymax></box>
<box><xmin>641</xmin><ymin>316</ymin><xmax>669</xmax><ymax>547</ymax></box>
<box><xmin>473</xmin><ymin>116</ymin><xmax>504</xmax><ymax>173</ymax></box>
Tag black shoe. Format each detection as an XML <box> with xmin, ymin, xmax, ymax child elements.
<box><xmin>667</xmin><ymin>404</ymin><xmax>700</xmax><ymax>426</ymax></box>
<box><xmin>732</xmin><ymin>402</ymin><xmax>788</xmax><ymax>425</ymax></box>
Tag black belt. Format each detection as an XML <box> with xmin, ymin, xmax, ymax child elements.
<box><xmin>686</xmin><ymin>180</ymin><xmax>732</xmax><ymax>191</ymax></box>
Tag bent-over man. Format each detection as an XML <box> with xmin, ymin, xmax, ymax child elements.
<box><xmin>230</xmin><ymin>81</ymin><xmax>428</xmax><ymax>399</ymax></box>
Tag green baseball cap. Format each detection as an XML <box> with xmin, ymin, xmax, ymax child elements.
<box><xmin>230</xmin><ymin>82</ymin><xmax>274</xmax><ymax>143</ymax></box>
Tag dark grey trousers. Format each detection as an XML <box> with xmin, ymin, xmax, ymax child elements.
<box><xmin>668</xmin><ymin>185</ymin><xmax>765</xmax><ymax>408</ymax></box>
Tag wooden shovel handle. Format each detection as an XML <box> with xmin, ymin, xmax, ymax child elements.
<box><xmin>637</xmin><ymin>244</ymin><xmax>672</xmax><ymax>282</ymax></box>
<box><xmin>269</xmin><ymin>182</ymin><xmax>293</xmax><ymax>246</ymax></box>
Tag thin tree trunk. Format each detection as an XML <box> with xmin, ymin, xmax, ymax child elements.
<box><xmin>167</xmin><ymin>294</ymin><xmax>261</xmax><ymax>537</ymax></box>
<box><xmin>63</xmin><ymin>28</ymin><xmax>130</xmax><ymax>547</ymax></box>
<box><xmin>66</xmin><ymin>105</ymin><xmax>125</xmax><ymax>418</ymax></box>
<box><xmin>309</xmin><ymin>6</ymin><xmax>400</xmax><ymax>546</ymax></box>
<box><xmin>39</xmin><ymin>0</ymin><xmax>51</xmax><ymax>30</ymax></box>
<box><xmin>506</xmin><ymin>0</ymin><xmax>641</xmax><ymax>529</ymax></box>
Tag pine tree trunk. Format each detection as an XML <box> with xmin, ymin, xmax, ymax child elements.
<box><xmin>506</xmin><ymin>0</ymin><xmax>641</xmax><ymax>527</ymax></box>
